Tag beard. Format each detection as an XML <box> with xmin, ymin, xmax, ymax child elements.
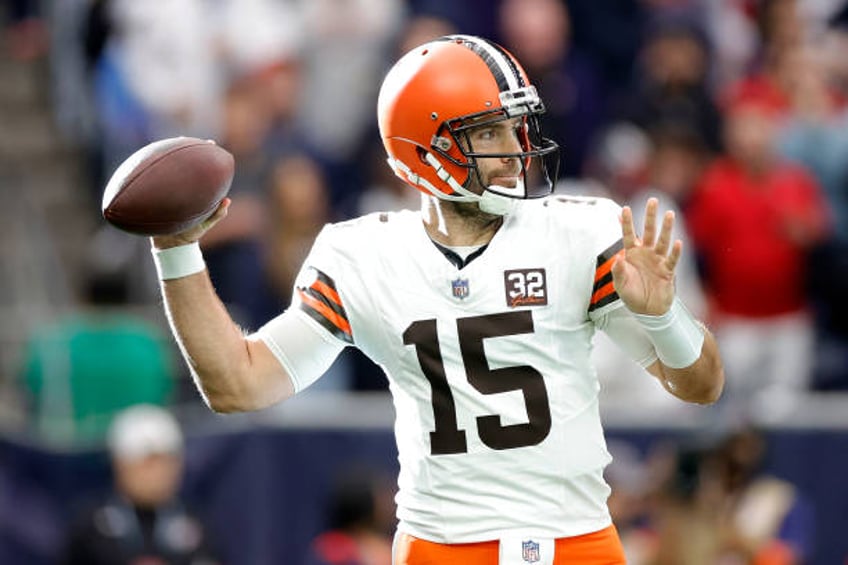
<box><xmin>443</xmin><ymin>171</ymin><xmax>506</xmax><ymax>227</ymax></box>
<box><xmin>440</xmin><ymin>200</ymin><xmax>504</xmax><ymax>237</ymax></box>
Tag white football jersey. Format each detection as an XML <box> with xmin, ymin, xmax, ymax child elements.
<box><xmin>271</xmin><ymin>196</ymin><xmax>647</xmax><ymax>542</ymax></box>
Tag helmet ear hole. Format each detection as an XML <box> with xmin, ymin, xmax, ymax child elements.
<box><xmin>416</xmin><ymin>146</ymin><xmax>430</xmax><ymax>165</ymax></box>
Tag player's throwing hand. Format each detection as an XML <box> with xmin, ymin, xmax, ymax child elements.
<box><xmin>151</xmin><ymin>198</ymin><xmax>231</xmax><ymax>250</ymax></box>
<box><xmin>611</xmin><ymin>197</ymin><xmax>682</xmax><ymax>316</ymax></box>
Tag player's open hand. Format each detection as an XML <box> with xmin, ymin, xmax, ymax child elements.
<box><xmin>611</xmin><ymin>197</ymin><xmax>682</xmax><ymax>316</ymax></box>
<box><xmin>150</xmin><ymin>198</ymin><xmax>231</xmax><ymax>250</ymax></box>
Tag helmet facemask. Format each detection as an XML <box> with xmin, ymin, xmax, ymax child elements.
<box><xmin>430</xmin><ymin>86</ymin><xmax>560</xmax><ymax>207</ymax></box>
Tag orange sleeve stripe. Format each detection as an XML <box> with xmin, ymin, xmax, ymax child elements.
<box><xmin>594</xmin><ymin>250</ymin><xmax>624</xmax><ymax>283</ymax></box>
<box><xmin>310</xmin><ymin>279</ymin><xmax>342</xmax><ymax>307</ymax></box>
<box><xmin>590</xmin><ymin>281</ymin><xmax>616</xmax><ymax>305</ymax></box>
<box><xmin>298</xmin><ymin>289</ymin><xmax>352</xmax><ymax>335</ymax></box>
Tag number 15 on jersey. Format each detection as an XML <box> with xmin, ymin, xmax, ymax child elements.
<box><xmin>403</xmin><ymin>311</ymin><xmax>552</xmax><ymax>456</ymax></box>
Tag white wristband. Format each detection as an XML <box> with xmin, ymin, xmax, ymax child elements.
<box><xmin>151</xmin><ymin>242</ymin><xmax>206</xmax><ymax>280</ymax></box>
<box><xmin>632</xmin><ymin>297</ymin><xmax>705</xmax><ymax>369</ymax></box>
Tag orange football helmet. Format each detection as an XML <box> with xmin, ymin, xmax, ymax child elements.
<box><xmin>377</xmin><ymin>35</ymin><xmax>559</xmax><ymax>214</ymax></box>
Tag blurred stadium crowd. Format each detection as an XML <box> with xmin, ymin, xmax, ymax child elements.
<box><xmin>3</xmin><ymin>0</ymin><xmax>848</xmax><ymax>563</ymax></box>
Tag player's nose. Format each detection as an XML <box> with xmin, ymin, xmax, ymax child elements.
<box><xmin>499</xmin><ymin>132</ymin><xmax>523</xmax><ymax>163</ymax></box>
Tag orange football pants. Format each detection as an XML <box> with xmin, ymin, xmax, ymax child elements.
<box><xmin>393</xmin><ymin>524</ymin><xmax>626</xmax><ymax>565</ymax></box>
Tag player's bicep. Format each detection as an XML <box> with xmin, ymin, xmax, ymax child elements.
<box><xmin>594</xmin><ymin>305</ymin><xmax>658</xmax><ymax>370</ymax></box>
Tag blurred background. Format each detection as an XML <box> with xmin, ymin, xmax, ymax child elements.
<box><xmin>2</xmin><ymin>0</ymin><xmax>848</xmax><ymax>563</ymax></box>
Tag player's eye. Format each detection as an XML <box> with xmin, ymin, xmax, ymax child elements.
<box><xmin>475</xmin><ymin>128</ymin><xmax>496</xmax><ymax>141</ymax></box>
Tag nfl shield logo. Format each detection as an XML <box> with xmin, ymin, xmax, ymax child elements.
<box><xmin>451</xmin><ymin>278</ymin><xmax>469</xmax><ymax>300</ymax></box>
<box><xmin>522</xmin><ymin>540</ymin><xmax>540</xmax><ymax>563</ymax></box>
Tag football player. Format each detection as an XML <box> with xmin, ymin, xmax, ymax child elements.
<box><xmin>149</xmin><ymin>35</ymin><xmax>724</xmax><ymax>565</ymax></box>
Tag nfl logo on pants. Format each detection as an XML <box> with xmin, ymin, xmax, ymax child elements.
<box><xmin>522</xmin><ymin>540</ymin><xmax>540</xmax><ymax>563</ymax></box>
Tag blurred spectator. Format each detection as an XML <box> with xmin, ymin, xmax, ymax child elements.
<box><xmin>824</xmin><ymin>6</ymin><xmax>848</xmax><ymax>98</ymax></box>
<box><xmin>62</xmin><ymin>404</ymin><xmax>221</xmax><ymax>565</ymax></box>
<box><xmin>4</xmin><ymin>0</ymin><xmax>48</xmax><ymax>61</ymax></box>
<box><xmin>686</xmin><ymin>97</ymin><xmax>831</xmax><ymax>422</ymax></box>
<box><xmin>91</xmin><ymin>0</ymin><xmax>222</xmax><ymax>179</ymax></box>
<box><xmin>637</xmin><ymin>428</ymin><xmax>814</xmax><ymax>564</ymax></box>
<box><xmin>19</xmin><ymin>232</ymin><xmax>176</xmax><ymax>445</ymax></box>
<box><xmin>777</xmin><ymin>39</ymin><xmax>848</xmax><ymax>390</ymax></box>
<box><xmin>48</xmin><ymin>0</ymin><xmax>101</xmax><ymax>194</ymax></box>
<box><xmin>756</xmin><ymin>0</ymin><xmax>806</xmax><ymax>56</ymax></box>
<box><xmin>641</xmin><ymin>125</ymin><xmax>711</xmax><ymax>212</ymax></box>
<box><xmin>209</xmin><ymin>0</ymin><xmax>305</xmax><ymax>160</ymax></box>
<box><xmin>778</xmin><ymin>40</ymin><xmax>848</xmax><ymax>238</ymax></box>
<box><xmin>258</xmin><ymin>57</ymin><xmax>306</xmax><ymax>161</ymax></box>
<box><xmin>709</xmin><ymin>427</ymin><xmax>815</xmax><ymax>564</ymax></box>
<box><xmin>210</xmin><ymin>0</ymin><xmax>303</xmax><ymax>81</ymax></box>
<box><xmin>648</xmin><ymin>443</ymin><xmax>726</xmax><ymax>565</ymax></box>
<box><xmin>201</xmin><ymin>77</ymin><xmax>280</xmax><ymax>330</ymax></box>
<box><xmin>296</xmin><ymin>0</ymin><xmax>404</xmax><ymax>213</ymax></box>
<box><xmin>266</xmin><ymin>154</ymin><xmax>331</xmax><ymax>306</ymax></box>
<box><xmin>583</xmin><ymin>122</ymin><xmax>652</xmax><ymax>202</ymax></box>
<box><xmin>394</xmin><ymin>13</ymin><xmax>457</xmax><ymax>56</ymax></box>
<box><xmin>645</xmin><ymin>430</ymin><xmax>814</xmax><ymax>565</ymax></box>
<box><xmin>720</xmin><ymin>0</ymin><xmax>813</xmax><ymax>119</ymax></box>
<box><xmin>264</xmin><ymin>154</ymin><xmax>359</xmax><ymax>393</ymax></box>
<box><xmin>619</xmin><ymin>14</ymin><xmax>723</xmax><ymax>154</ymax></box>
<box><xmin>704</xmin><ymin>0</ymin><xmax>759</xmax><ymax>92</ymax></box>
<box><xmin>303</xmin><ymin>467</ymin><xmax>395</xmax><ymax>565</ymax></box>
<box><xmin>498</xmin><ymin>0</ymin><xmax>607</xmax><ymax>178</ymax></box>
<box><xmin>356</xmin><ymin>141</ymin><xmax>421</xmax><ymax>216</ymax></box>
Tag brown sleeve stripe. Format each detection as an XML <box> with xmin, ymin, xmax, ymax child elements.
<box><xmin>589</xmin><ymin>239</ymin><xmax>623</xmax><ymax>312</ymax></box>
<box><xmin>595</xmin><ymin>240</ymin><xmax>624</xmax><ymax>273</ymax></box>
<box><xmin>297</xmin><ymin>269</ymin><xmax>353</xmax><ymax>343</ymax></box>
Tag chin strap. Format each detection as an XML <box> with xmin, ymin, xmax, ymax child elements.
<box><xmin>387</xmin><ymin>155</ymin><xmax>474</xmax><ymax>202</ymax></box>
<box><xmin>387</xmin><ymin>154</ymin><xmax>521</xmax><ymax>216</ymax></box>
<box><xmin>478</xmin><ymin>189</ymin><xmax>518</xmax><ymax>216</ymax></box>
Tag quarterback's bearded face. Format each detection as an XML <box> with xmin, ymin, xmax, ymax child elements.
<box><xmin>461</xmin><ymin>118</ymin><xmax>524</xmax><ymax>194</ymax></box>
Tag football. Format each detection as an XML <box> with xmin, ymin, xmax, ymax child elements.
<box><xmin>101</xmin><ymin>137</ymin><xmax>235</xmax><ymax>236</ymax></box>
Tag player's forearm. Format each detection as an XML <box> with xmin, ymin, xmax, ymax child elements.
<box><xmin>656</xmin><ymin>330</ymin><xmax>724</xmax><ymax>404</ymax></box>
<box><xmin>159</xmin><ymin>271</ymin><xmax>290</xmax><ymax>413</ymax></box>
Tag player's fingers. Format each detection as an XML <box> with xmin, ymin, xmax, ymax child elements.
<box><xmin>666</xmin><ymin>239</ymin><xmax>683</xmax><ymax>272</ymax></box>
<box><xmin>620</xmin><ymin>206</ymin><xmax>638</xmax><ymax>248</ymax></box>
<box><xmin>642</xmin><ymin>197</ymin><xmax>658</xmax><ymax>247</ymax></box>
<box><xmin>207</xmin><ymin>197</ymin><xmax>230</xmax><ymax>221</ymax></box>
<box><xmin>197</xmin><ymin>198</ymin><xmax>230</xmax><ymax>233</ymax></box>
<box><xmin>215</xmin><ymin>197</ymin><xmax>231</xmax><ymax>215</ymax></box>
<box><xmin>655</xmin><ymin>210</ymin><xmax>674</xmax><ymax>256</ymax></box>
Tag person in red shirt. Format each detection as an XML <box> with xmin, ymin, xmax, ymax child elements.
<box><xmin>303</xmin><ymin>470</ymin><xmax>394</xmax><ymax>565</ymax></box>
<box><xmin>686</xmin><ymin>96</ymin><xmax>831</xmax><ymax>422</ymax></box>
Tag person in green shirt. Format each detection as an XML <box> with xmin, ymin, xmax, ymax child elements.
<box><xmin>20</xmin><ymin>267</ymin><xmax>176</xmax><ymax>445</ymax></box>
